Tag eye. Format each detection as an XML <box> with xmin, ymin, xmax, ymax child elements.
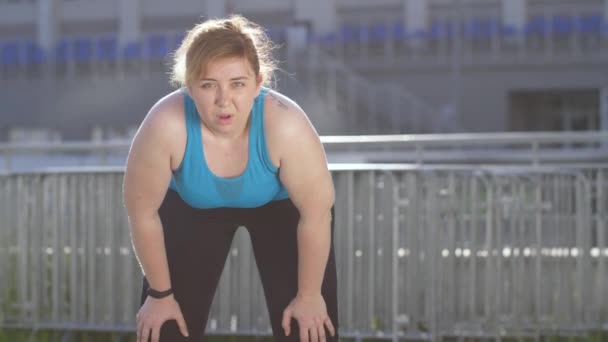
<box><xmin>201</xmin><ymin>83</ymin><xmax>215</xmax><ymax>89</ymax></box>
<box><xmin>233</xmin><ymin>81</ymin><xmax>245</xmax><ymax>88</ymax></box>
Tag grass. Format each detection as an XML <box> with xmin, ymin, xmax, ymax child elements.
<box><xmin>1</xmin><ymin>329</ymin><xmax>607</xmax><ymax>342</ymax></box>
<box><xmin>0</xmin><ymin>329</ymin><xmax>276</xmax><ymax>342</ymax></box>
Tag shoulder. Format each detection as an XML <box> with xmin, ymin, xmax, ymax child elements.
<box><xmin>262</xmin><ymin>88</ymin><xmax>323</xmax><ymax>164</ymax></box>
<box><xmin>263</xmin><ymin>88</ymin><xmax>318</xmax><ymax>141</ymax></box>
<box><xmin>132</xmin><ymin>89</ymin><xmax>187</xmax><ymax>168</ymax></box>
<box><xmin>143</xmin><ymin>89</ymin><xmax>185</xmax><ymax>131</ymax></box>
<box><xmin>138</xmin><ymin>89</ymin><xmax>186</xmax><ymax>142</ymax></box>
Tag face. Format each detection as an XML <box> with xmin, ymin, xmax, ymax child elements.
<box><xmin>188</xmin><ymin>56</ymin><xmax>263</xmax><ymax>137</ymax></box>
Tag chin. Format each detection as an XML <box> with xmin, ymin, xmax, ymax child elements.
<box><xmin>215</xmin><ymin>123</ymin><xmax>237</xmax><ymax>132</ymax></box>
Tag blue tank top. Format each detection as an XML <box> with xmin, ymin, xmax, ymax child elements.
<box><xmin>168</xmin><ymin>87</ymin><xmax>290</xmax><ymax>209</ymax></box>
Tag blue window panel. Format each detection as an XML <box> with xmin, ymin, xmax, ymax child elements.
<box><xmin>552</xmin><ymin>15</ymin><xmax>574</xmax><ymax>35</ymax></box>
<box><xmin>147</xmin><ymin>34</ymin><xmax>169</xmax><ymax>59</ymax></box>
<box><xmin>25</xmin><ymin>41</ymin><xmax>46</xmax><ymax>65</ymax></box>
<box><xmin>265</xmin><ymin>27</ymin><xmax>276</xmax><ymax>42</ymax></box>
<box><xmin>279</xmin><ymin>27</ymin><xmax>288</xmax><ymax>42</ymax></box>
<box><xmin>283</xmin><ymin>27</ymin><xmax>290</xmax><ymax>42</ymax></box>
<box><xmin>73</xmin><ymin>38</ymin><xmax>93</xmax><ymax>63</ymax></box>
<box><xmin>578</xmin><ymin>14</ymin><xmax>603</xmax><ymax>34</ymax></box>
<box><xmin>173</xmin><ymin>32</ymin><xmax>186</xmax><ymax>50</ymax></box>
<box><xmin>525</xmin><ymin>15</ymin><xmax>547</xmax><ymax>35</ymax></box>
<box><xmin>97</xmin><ymin>37</ymin><xmax>117</xmax><ymax>62</ymax></box>
<box><xmin>339</xmin><ymin>24</ymin><xmax>360</xmax><ymax>44</ymax></box>
<box><xmin>391</xmin><ymin>21</ymin><xmax>407</xmax><ymax>40</ymax></box>
<box><xmin>501</xmin><ymin>24</ymin><xmax>518</xmax><ymax>37</ymax></box>
<box><xmin>410</xmin><ymin>28</ymin><xmax>429</xmax><ymax>40</ymax></box>
<box><xmin>123</xmin><ymin>41</ymin><xmax>142</xmax><ymax>61</ymax></box>
<box><xmin>55</xmin><ymin>40</ymin><xmax>69</xmax><ymax>64</ymax></box>
<box><xmin>468</xmin><ymin>18</ymin><xmax>496</xmax><ymax>39</ymax></box>
<box><xmin>489</xmin><ymin>19</ymin><xmax>500</xmax><ymax>37</ymax></box>
<box><xmin>316</xmin><ymin>32</ymin><xmax>337</xmax><ymax>46</ymax></box>
<box><xmin>265</xmin><ymin>26</ymin><xmax>286</xmax><ymax>43</ymax></box>
<box><xmin>357</xmin><ymin>25</ymin><xmax>370</xmax><ymax>43</ymax></box>
<box><xmin>369</xmin><ymin>23</ymin><xmax>389</xmax><ymax>42</ymax></box>
<box><xmin>429</xmin><ymin>21</ymin><xmax>452</xmax><ymax>39</ymax></box>
<box><xmin>1</xmin><ymin>41</ymin><xmax>21</xmax><ymax>66</ymax></box>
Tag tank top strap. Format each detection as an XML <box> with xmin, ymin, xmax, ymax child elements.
<box><xmin>183</xmin><ymin>92</ymin><xmax>202</xmax><ymax>153</ymax></box>
<box><xmin>250</xmin><ymin>87</ymin><xmax>277</xmax><ymax>172</ymax></box>
<box><xmin>249</xmin><ymin>87</ymin><xmax>268</xmax><ymax>144</ymax></box>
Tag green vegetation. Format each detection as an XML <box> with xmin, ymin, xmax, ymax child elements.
<box><xmin>0</xmin><ymin>329</ymin><xmax>276</xmax><ymax>342</ymax></box>
<box><xmin>0</xmin><ymin>329</ymin><xmax>607</xmax><ymax>342</ymax></box>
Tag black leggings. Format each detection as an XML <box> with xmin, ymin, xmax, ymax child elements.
<box><xmin>139</xmin><ymin>190</ymin><xmax>339</xmax><ymax>341</ymax></box>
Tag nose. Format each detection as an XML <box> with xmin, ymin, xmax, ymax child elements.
<box><xmin>215</xmin><ymin>86</ymin><xmax>231</xmax><ymax>107</ymax></box>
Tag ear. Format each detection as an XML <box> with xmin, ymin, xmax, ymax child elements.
<box><xmin>256</xmin><ymin>74</ymin><xmax>263</xmax><ymax>93</ymax></box>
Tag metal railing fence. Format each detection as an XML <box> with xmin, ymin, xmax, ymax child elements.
<box><xmin>1</xmin><ymin>131</ymin><xmax>607</xmax><ymax>172</ymax></box>
<box><xmin>0</xmin><ymin>165</ymin><xmax>607</xmax><ymax>340</ymax></box>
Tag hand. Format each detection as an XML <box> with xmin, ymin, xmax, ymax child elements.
<box><xmin>136</xmin><ymin>294</ymin><xmax>189</xmax><ymax>342</ymax></box>
<box><xmin>282</xmin><ymin>294</ymin><xmax>336</xmax><ymax>342</ymax></box>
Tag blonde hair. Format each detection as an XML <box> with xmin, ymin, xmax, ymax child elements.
<box><xmin>171</xmin><ymin>15</ymin><xmax>278</xmax><ymax>88</ymax></box>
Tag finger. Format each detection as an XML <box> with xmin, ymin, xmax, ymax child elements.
<box><xmin>141</xmin><ymin>324</ymin><xmax>151</xmax><ymax>342</ymax></box>
<box><xmin>175</xmin><ymin>311</ymin><xmax>190</xmax><ymax>337</ymax></box>
<box><xmin>136</xmin><ymin>319</ymin><xmax>143</xmax><ymax>342</ymax></box>
<box><xmin>309</xmin><ymin>323</ymin><xmax>319</xmax><ymax>342</ymax></box>
<box><xmin>324</xmin><ymin>317</ymin><xmax>336</xmax><ymax>337</ymax></box>
<box><xmin>151</xmin><ymin>322</ymin><xmax>161</xmax><ymax>342</ymax></box>
<box><xmin>137</xmin><ymin>320</ymin><xmax>146</xmax><ymax>342</ymax></box>
<box><xmin>318</xmin><ymin>321</ymin><xmax>326</xmax><ymax>342</ymax></box>
<box><xmin>299</xmin><ymin>323</ymin><xmax>309</xmax><ymax>342</ymax></box>
<box><xmin>282</xmin><ymin>308</ymin><xmax>292</xmax><ymax>336</ymax></box>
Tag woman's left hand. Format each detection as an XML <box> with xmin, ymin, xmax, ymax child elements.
<box><xmin>282</xmin><ymin>294</ymin><xmax>336</xmax><ymax>342</ymax></box>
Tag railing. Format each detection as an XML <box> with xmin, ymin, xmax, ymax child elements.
<box><xmin>322</xmin><ymin>131</ymin><xmax>608</xmax><ymax>164</ymax></box>
<box><xmin>1</xmin><ymin>164</ymin><xmax>607</xmax><ymax>340</ymax></box>
<box><xmin>0</xmin><ymin>131</ymin><xmax>606</xmax><ymax>172</ymax></box>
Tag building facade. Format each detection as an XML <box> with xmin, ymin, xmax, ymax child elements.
<box><xmin>0</xmin><ymin>0</ymin><xmax>607</xmax><ymax>140</ymax></box>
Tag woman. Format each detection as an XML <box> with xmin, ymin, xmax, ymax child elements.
<box><xmin>123</xmin><ymin>15</ymin><xmax>339</xmax><ymax>342</ymax></box>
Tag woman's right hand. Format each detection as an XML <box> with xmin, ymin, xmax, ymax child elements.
<box><xmin>136</xmin><ymin>295</ymin><xmax>190</xmax><ymax>342</ymax></box>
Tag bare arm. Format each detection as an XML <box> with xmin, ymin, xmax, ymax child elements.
<box><xmin>266</xmin><ymin>92</ymin><xmax>336</xmax><ymax>340</ymax></box>
<box><xmin>278</xmin><ymin>115</ymin><xmax>334</xmax><ymax>300</ymax></box>
<box><xmin>123</xmin><ymin>97</ymin><xmax>181</xmax><ymax>292</ymax></box>
<box><xmin>125</xmin><ymin>94</ymin><xmax>190</xmax><ymax>341</ymax></box>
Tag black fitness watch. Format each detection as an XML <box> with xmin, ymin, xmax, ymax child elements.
<box><xmin>147</xmin><ymin>287</ymin><xmax>174</xmax><ymax>299</ymax></box>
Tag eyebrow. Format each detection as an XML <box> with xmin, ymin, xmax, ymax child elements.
<box><xmin>200</xmin><ymin>76</ymin><xmax>249</xmax><ymax>81</ymax></box>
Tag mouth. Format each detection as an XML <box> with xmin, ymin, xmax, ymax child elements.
<box><xmin>217</xmin><ymin>113</ymin><xmax>234</xmax><ymax>125</ymax></box>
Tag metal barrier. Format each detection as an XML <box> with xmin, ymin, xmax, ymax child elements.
<box><xmin>1</xmin><ymin>131</ymin><xmax>607</xmax><ymax>171</ymax></box>
<box><xmin>0</xmin><ymin>165</ymin><xmax>607</xmax><ymax>340</ymax></box>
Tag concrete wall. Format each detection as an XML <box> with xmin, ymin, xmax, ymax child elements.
<box><xmin>1</xmin><ymin>0</ymin><xmax>606</xmax><ymax>138</ymax></box>
<box><xmin>365</xmin><ymin>65</ymin><xmax>608</xmax><ymax>132</ymax></box>
<box><xmin>0</xmin><ymin>73</ymin><xmax>173</xmax><ymax>140</ymax></box>
<box><xmin>1</xmin><ymin>61</ymin><xmax>605</xmax><ymax>140</ymax></box>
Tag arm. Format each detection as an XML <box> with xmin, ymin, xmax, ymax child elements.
<box><xmin>266</xmin><ymin>91</ymin><xmax>336</xmax><ymax>341</ymax></box>
<box><xmin>123</xmin><ymin>105</ymin><xmax>175</xmax><ymax>292</ymax></box>
<box><xmin>123</xmin><ymin>94</ymin><xmax>189</xmax><ymax>341</ymax></box>
<box><xmin>278</xmin><ymin>113</ymin><xmax>334</xmax><ymax>301</ymax></box>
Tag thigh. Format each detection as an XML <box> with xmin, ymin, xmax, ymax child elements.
<box><xmin>139</xmin><ymin>190</ymin><xmax>238</xmax><ymax>341</ymax></box>
<box><xmin>246</xmin><ymin>199</ymin><xmax>340</xmax><ymax>341</ymax></box>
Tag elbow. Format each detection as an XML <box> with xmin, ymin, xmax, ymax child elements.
<box><xmin>305</xmin><ymin>188</ymin><xmax>335</xmax><ymax>223</ymax></box>
<box><xmin>125</xmin><ymin>202</ymin><xmax>160</xmax><ymax>232</ymax></box>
